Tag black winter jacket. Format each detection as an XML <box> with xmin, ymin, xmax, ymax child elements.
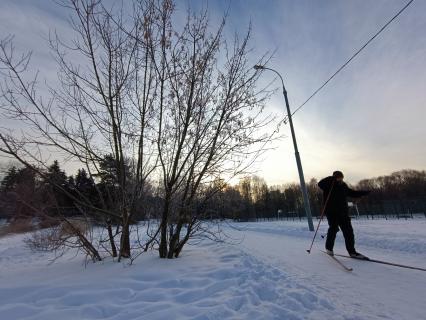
<box><xmin>318</xmin><ymin>176</ymin><xmax>369</xmax><ymax>217</ymax></box>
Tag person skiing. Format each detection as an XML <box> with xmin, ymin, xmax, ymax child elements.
<box><xmin>318</xmin><ymin>171</ymin><xmax>370</xmax><ymax>259</ymax></box>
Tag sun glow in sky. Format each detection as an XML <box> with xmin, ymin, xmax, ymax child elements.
<box><xmin>0</xmin><ymin>0</ymin><xmax>425</xmax><ymax>185</ymax></box>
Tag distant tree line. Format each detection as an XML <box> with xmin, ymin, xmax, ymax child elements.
<box><xmin>356</xmin><ymin>170</ymin><xmax>426</xmax><ymax>217</ymax></box>
<box><xmin>0</xmin><ymin>158</ymin><xmax>157</xmax><ymax>223</ymax></box>
<box><xmin>222</xmin><ymin>170</ymin><xmax>426</xmax><ymax>221</ymax></box>
<box><xmin>2</xmin><ymin>164</ymin><xmax>425</xmax><ymax>224</ymax></box>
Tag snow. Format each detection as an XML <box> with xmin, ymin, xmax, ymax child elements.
<box><xmin>0</xmin><ymin>219</ymin><xmax>425</xmax><ymax>320</ymax></box>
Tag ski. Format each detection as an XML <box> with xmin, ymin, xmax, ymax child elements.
<box><xmin>334</xmin><ymin>253</ymin><xmax>426</xmax><ymax>272</ymax></box>
<box><xmin>321</xmin><ymin>250</ymin><xmax>353</xmax><ymax>272</ymax></box>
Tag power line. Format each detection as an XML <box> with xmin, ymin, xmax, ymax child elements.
<box><xmin>285</xmin><ymin>0</ymin><xmax>415</xmax><ymax>122</ymax></box>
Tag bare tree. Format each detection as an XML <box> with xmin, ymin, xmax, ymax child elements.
<box><xmin>0</xmin><ymin>0</ymin><xmax>278</xmax><ymax>261</ymax></box>
<box><xmin>0</xmin><ymin>0</ymin><xmax>159</xmax><ymax>260</ymax></box>
<box><xmin>140</xmin><ymin>2</ymin><xmax>277</xmax><ymax>258</ymax></box>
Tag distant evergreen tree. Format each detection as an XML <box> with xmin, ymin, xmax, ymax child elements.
<box><xmin>67</xmin><ymin>176</ymin><xmax>75</xmax><ymax>189</ymax></box>
<box><xmin>41</xmin><ymin>160</ymin><xmax>74</xmax><ymax>215</ymax></box>
<box><xmin>74</xmin><ymin>168</ymin><xmax>97</xmax><ymax>204</ymax></box>
<box><xmin>94</xmin><ymin>154</ymin><xmax>135</xmax><ymax>211</ymax></box>
<box><xmin>95</xmin><ymin>154</ymin><xmax>133</xmax><ymax>186</ymax></box>
<box><xmin>45</xmin><ymin>160</ymin><xmax>68</xmax><ymax>187</ymax></box>
<box><xmin>0</xmin><ymin>166</ymin><xmax>37</xmax><ymax>219</ymax></box>
<box><xmin>0</xmin><ymin>166</ymin><xmax>18</xmax><ymax>192</ymax></box>
<box><xmin>1</xmin><ymin>166</ymin><xmax>36</xmax><ymax>193</ymax></box>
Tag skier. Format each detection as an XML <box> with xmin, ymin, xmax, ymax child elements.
<box><xmin>318</xmin><ymin>171</ymin><xmax>370</xmax><ymax>259</ymax></box>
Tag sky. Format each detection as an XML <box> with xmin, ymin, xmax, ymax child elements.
<box><xmin>0</xmin><ymin>0</ymin><xmax>425</xmax><ymax>185</ymax></box>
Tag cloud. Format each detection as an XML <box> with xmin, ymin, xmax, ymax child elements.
<box><xmin>215</xmin><ymin>0</ymin><xmax>426</xmax><ymax>183</ymax></box>
<box><xmin>0</xmin><ymin>0</ymin><xmax>424</xmax><ymax>184</ymax></box>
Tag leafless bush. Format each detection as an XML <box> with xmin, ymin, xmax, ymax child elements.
<box><xmin>25</xmin><ymin>217</ymin><xmax>101</xmax><ymax>261</ymax></box>
<box><xmin>37</xmin><ymin>217</ymin><xmax>61</xmax><ymax>229</ymax></box>
<box><xmin>0</xmin><ymin>218</ymin><xmax>35</xmax><ymax>238</ymax></box>
<box><xmin>58</xmin><ymin>218</ymin><xmax>89</xmax><ymax>237</ymax></box>
<box><xmin>25</xmin><ymin>228</ymin><xmax>60</xmax><ymax>252</ymax></box>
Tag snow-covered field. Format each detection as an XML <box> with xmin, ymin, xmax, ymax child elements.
<box><xmin>0</xmin><ymin>219</ymin><xmax>425</xmax><ymax>320</ymax></box>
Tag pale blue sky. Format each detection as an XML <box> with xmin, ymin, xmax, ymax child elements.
<box><xmin>0</xmin><ymin>0</ymin><xmax>425</xmax><ymax>184</ymax></box>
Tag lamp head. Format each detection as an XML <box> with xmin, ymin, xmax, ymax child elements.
<box><xmin>253</xmin><ymin>65</ymin><xmax>265</xmax><ymax>70</ymax></box>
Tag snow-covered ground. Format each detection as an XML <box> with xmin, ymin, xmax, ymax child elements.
<box><xmin>0</xmin><ymin>219</ymin><xmax>425</xmax><ymax>320</ymax></box>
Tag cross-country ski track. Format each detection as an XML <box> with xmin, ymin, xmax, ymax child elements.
<box><xmin>0</xmin><ymin>219</ymin><xmax>425</xmax><ymax>320</ymax></box>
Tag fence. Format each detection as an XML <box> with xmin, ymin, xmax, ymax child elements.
<box><xmin>247</xmin><ymin>199</ymin><xmax>426</xmax><ymax>222</ymax></box>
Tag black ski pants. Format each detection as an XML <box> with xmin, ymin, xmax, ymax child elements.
<box><xmin>325</xmin><ymin>214</ymin><xmax>356</xmax><ymax>254</ymax></box>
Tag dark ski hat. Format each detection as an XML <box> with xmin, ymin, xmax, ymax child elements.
<box><xmin>333</xmin><ymin>170</ymin><xmax>344</xmax><ymax>179</ymax></box>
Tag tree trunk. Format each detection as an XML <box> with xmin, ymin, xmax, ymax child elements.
<box><xmin>167</xmin><ymin>221</ymin><xmax>182</xmax><ymax>259</ymax></box>
<box><xmin>119</xmin><ymin>212</ymin><xmax>131</xmax><ymax>260</ymax></box>
<box><xmin>107</xmin><ymin>219</ymin><xmax>117</xmax><ymax>257</ymax></box>
<box><xmin>81</xmin><ymin>234</ymin><xmax>103</xmax><ymax>262</ymax></box>
<box><xmin>159</xmin><ymin>198</ymin><xmax>170</xmax><ymax>258</ymax></box>
<box><xmin>63</xmin><ymin>218</ymin><xmax>102</xmax><ymax>262</ymax></box>
<box><xmin>174</xmin><ymin>232</ymin><xmax>190</xmax><ymax>258</ymax></box>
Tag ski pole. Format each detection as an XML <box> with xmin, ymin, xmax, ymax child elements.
<box><xmin>306</xmin><ymin>179</ymin><xmax>335</xmax><ymax>254</ymax></box>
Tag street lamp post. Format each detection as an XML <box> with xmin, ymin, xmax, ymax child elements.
<box><xmin>254</xmin><ymin>65</ymin><xmax>314</xmax><ymax>231</ymax></box>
